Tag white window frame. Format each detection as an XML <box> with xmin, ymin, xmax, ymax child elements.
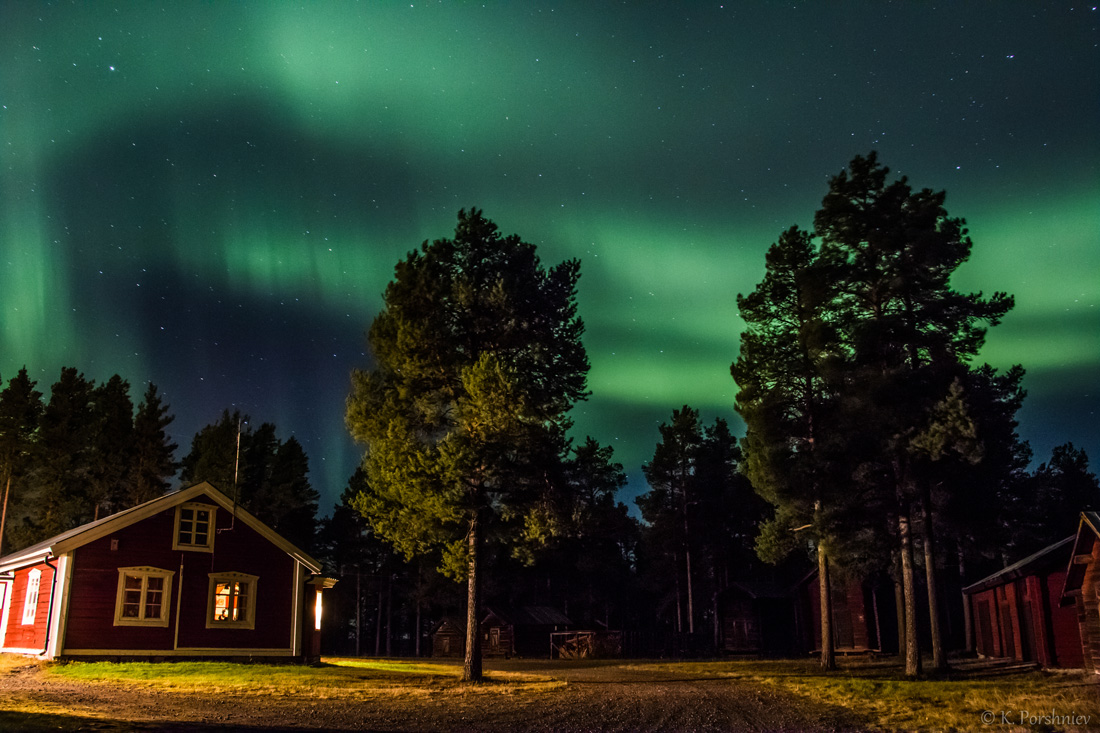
<box><xmin>206</xmin><ymin>572</ymin><xmax>258</xmax><ymax>630</ymax></box>
<box><xmin>113</xmin><ymin>567</ymin><xmax>174</xmax><ymax>627</ymax></box>
<box><xmin>173</xmin><ymin>502</ymin><xmax>217</xmax><ymax>552</ymax></box>
<box><xmin>21</xmin><ymin>568</ymin><xmax>41</xmax><ymax>625</ymax></box>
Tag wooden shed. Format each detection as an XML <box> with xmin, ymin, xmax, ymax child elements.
<box><xmin>965</xmin><ymin>535</ymin><xmax>1082</xmax><ymax>669</ymax></box>
<box><xmin>482</xmin><ymin>606</ymin><xmax>572</xmax><ymax>658</ymax></box>
<box><xmin>717</xmin><ymin>581</ymin><xmax>799</xmax><ymax>656</ymax></box>
<box><xmin>798</xmin><ymin>570</ymin><xmax>887</xmax><ymax>654</ymax></box>
<box><xmin>0</xmin><ymin>482</ymin><xmax>335</xmax><ymax>662</ymax></box>
<box><xmin>430</xmin><ymin>616</ymin><xmax>466</xmax><ymax>658</ymax></box>
<box><xmin>1062</xmin><ymin>513</ymin><xmax>1100</xmax><ymax>672</ymax></box>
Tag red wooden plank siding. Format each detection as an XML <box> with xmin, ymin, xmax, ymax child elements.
<box><xmin>63</xmin><ymin>493</ymin><xmax>297</xmax><ymax>653</ymax></box>
<box><xmin>5</xmin><ymin>562</ymin><xmax>55</xmax><ymax>651</ymax></box>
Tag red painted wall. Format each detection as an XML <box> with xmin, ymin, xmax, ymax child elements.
<box><xmin>63</xmin><ymin>493</ymin><xmax>298</xmax><ymax>654</ymax></box>
<box><xmin>4</xmin><ymin>561</ymin><xmax>55</xmax><ymax>651</ymax></box>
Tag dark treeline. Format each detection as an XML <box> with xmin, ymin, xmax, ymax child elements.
<box><xmin>0</xmin><ymin>371</ymin><xmax>321</xmax><ymax>561</ymax></box>
<box><xmin>2</xmin><ymin>156</ymin><xmax>1097</xmax><ymax>675</ymax></box>
<box><xmin>0</xmin><ymin>367</ymin><xmax>177</xmax><ymax>555</ymax></box>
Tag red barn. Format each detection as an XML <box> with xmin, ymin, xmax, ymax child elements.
<box><xmin>0</xmin><ymin>482</ymin><xmax>335</xmax><ymax>662</ymax></box>
<box><xmin>1062</xmin><ymin>512</ymin><xmax>1100</xmax><ymax>673</ymax></box>
<box><xmin>965</xmin><ymin>535</ymin><xmax>1082</xmax><ymax>669</ymax></box>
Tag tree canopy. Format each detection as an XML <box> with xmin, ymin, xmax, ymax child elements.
<box><xmin>346</xmin><ymin>208</ymin><xmax>589</xmax><ymax>681</ymax></box>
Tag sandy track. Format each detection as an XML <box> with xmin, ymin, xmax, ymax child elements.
<box><xmin>0</xmin><ymin>659</ymin><xmax>866</xmax><ymax>732</ymax></box>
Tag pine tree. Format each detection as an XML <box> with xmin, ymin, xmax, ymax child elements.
<box><xmin>731</xmin><ymin>225</ymin><xmax>846</xmax><ymax>670</ymax></box>
<box><xmin>127</xmin><ymin>383</ymin><xmax>178</xmax><ymax>506</ymax></box>
<box><xmin>0</xmin><ymin>368</ymin><xmax>44</xmax><ymax>556</ymax></box>
<box><xmin>346</xmin><ymin>209</ymin><xmax>589</xmax><ymax>682</ymax></box>
<box><xmin>87</xmin><ymin>375</ymin><xmax>134</xmax><ymax>519</ymax></box>
<box><xmin>814</xmin><ymin>152</ymin><xmax>1013</xmax><ymax>675</ymax></box>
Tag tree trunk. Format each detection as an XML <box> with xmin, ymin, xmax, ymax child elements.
<box><xmin>463</xmin><ymin>512</ymin><xmax>483</xmax><ymax>682</ymax></box>
<box><xmin>355</xmin><ymin>566</ymin><xmax>362</xmax><ymax>657</ymax></box>
<box><xmin>673</xmin><ymin>551</ymin><xmax>683</xmax><ymax>634</ymax></box>
<box><xmin>375</xmin><ymin>586</ymin><xmax>383</xmax><ymax>657</ymax></box>
<box><xmin>893</xmin><ymin>556</ymin><xmax>906</xmax><ymax>659</ymax></box>
<box><xmin>385</xmin><ymin>573</ymin><xmax>393</xmax><ymax>657</ymax></box>
<box><xmin>0</xmin><ymin>471</ymin><xmax>11</xmax><ymax>558</ymax></box>
<box><xmin>898</xmin><ymin>505</ymin><xmax>921</xmax><ymax>677</ymax></box>
<box><xmin>818</xmin><ymin>540</ymin><xmax>836</xmax><ymax>671</ymax></box>
<box><xmin>684</xmin><ymin>540</ymin><xmax>695</xmax><ymax>635</ymax></box>
<box><xmin>958</xmin><ymin>538</ymin><xmax>973</xmax><ymax>653</ymax></box>
<box><xmin>919</xmin><ymin>491</ymin><xmax>947</xmax><ymax>672</ymax></box>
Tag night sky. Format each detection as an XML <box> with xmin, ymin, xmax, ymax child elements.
<box><xmin>2</xmin><ymin>2</ymin><xmax>1097</xmax><ymax>513</ymax></box>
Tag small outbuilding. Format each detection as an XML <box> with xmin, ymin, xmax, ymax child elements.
<box><xmin>965</xmin><ymin>535</ymin><xmax>1082</xmax><ymax>669</ymax></box>
<box><xmin>797</xmin><ymin>570</ymin><xmax>886</xmax><ymax>655</ymax></box>
<box><xmin>717</xmin><ymin>581</ymin><xmax>799</xmax><ymax>656</ymax></box>
<box><xmin>431</xmin><ymin>606</ymin><xmax>572</xmax><ymax>658</ymax></box>
<box><xmin>0</xmin><ymin>481</ymin><xmax>335</xmax><ymax>662</ymax></box>
<box><xmin>430</xmin><ymin>616</ymin><xmax>466</xmax><ymax>658</ymax></box>
<box><xmin>1062</xmin><ymin>513</ymin><xmax>1100</xmax><ymax>672</ymax></box>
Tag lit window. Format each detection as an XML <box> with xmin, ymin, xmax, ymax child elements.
<box><xmin>21</xmin><ymin>568</ymin><xmax>41</xmax><ymax>625</ymax></box>
<box><xmin>206</xmin><ymin>572</ymin><xmax>258</xmax><ymax>629</ymax></box>
<box><xmin>114</xmin><ymin>567</ymin><xmax>174</xmax><ymax>627</ymax></box>
<box><xmin>173</xmin><ymin>503</ymin><xmax>216</xmax><ymax>552</ymax></box>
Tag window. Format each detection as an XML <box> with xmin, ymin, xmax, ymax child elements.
<box><xmin>207</xmin><ymin>572</ymin><xmax>258</xmax><ymax>629</ymax></box>
<box><xmin>114</xmin><ymin>567</ymin><xmax>174</xmax><ymax>627</ymax></box>
<box><xmin>173</xmin><ymin>502</ymin><xmax>216</xmax><ymax>552</ymax></box>
<box><xmin>21</xmin><ymin>568</ymin><xmax>41</xmax><ymax>625</ymax></box>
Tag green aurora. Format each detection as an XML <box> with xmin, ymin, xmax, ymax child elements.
<box><xmin>2</xmin><ymin>2</ymin><xmax>1097</xmax><ymax>507</ymax></box>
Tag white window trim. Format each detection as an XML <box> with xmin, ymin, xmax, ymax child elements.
<box><xmin>114</xmin><ymin>566</ymin><xmax>174</xmax><ymax>627</ymax></box>
<box><xmin>21</xmin><ymin>568</ymin><xmax>41</xmax><ymax>625</ymax></box>
<box><xmin>206</xmin><ymin>572</ymin><xmax>258</xmax><ymax>630</ymax></box>
<box><xmin>172</xmin><ymin>502</ymin><xmax>217</xmax><ymax>552</ymax></box>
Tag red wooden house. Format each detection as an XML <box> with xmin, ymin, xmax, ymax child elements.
<box><xmin>0</xmin><ymin>482</ymin><xmax>335</xmax><ymax>662</ymax></box>
<box><xmin>1062</xmin><ymin>512</ymin><xmax>1100</xmax><ymax>673</ymax></box>
<box><xmin>965</xmin><ymin>535</ymin><xmax>1082</xmax><ymax>669</ymax></box>
<box><xmin>798</xmin><ymin>570</ymin><xmax>887</xmax><ymax>655</ymax></box>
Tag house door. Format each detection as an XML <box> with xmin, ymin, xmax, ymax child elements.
<box><xmin>489</xmin><ymin>627</ymin><xmax>500</xmax><ymax>652</ymax></box>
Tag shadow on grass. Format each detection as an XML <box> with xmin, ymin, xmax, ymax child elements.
<box><xmin>0</xmin><ymin>710</ymin><xmax>388</xmax><ymax>733</ymax></box>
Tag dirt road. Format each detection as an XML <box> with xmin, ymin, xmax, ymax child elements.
<box><xmin>0</xmin><ymin>658</ymin><xmax>866</xmax><ymax>732</ymax></box>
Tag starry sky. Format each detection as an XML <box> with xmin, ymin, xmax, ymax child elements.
<box><xmin>2</xmin><ymin>2</ymin><xmax>1097</xmax><ymax>513</ymax></box>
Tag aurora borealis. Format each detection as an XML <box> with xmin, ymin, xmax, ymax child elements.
<box><xmin>2</xmin><ymin>2</ymin><xmax>1097</xmax><ymax>511</ymax></box>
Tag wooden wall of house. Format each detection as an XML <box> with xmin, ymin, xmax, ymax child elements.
<box><xmin>431</xmin><ymin>620</ymin><xmax>465</xmax><ymax>657</ymax></box>
<box><xmin>481</xmin><ymin>615</ymin><xmax>514</xmax><ymax>658</ymax></box>
<box><xmin>971</xmin><ymin>567</ymin><xmax>1084</xmax><ymax>669</ymax></box>
<box><xmin>2</xmin><ymin>561</ymin><xmax>55</xmax><ymax>651</ymax></box>
<box><xmin>1038</xmin><ymin>570</ymin><xmax>1083</xmax><ymax>669</ymax></box>
<box><xmin>62</xmin><ymin>494</ymin><xmax>298</xmax><ymax>654</ymax></box>
<box><xmin>1077</xmin><ymin>541</ymin><xmax>1100</xmax><ymax>673</ymax></box>
<box><xmin>805</xmin><ymin>575</ymin><xmax>873</xmax><ymax>652</ymax></box>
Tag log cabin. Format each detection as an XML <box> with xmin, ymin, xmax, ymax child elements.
<box><xmin>0</xmin><ymin>481</ymin><xmax>335</xmax><ymax>662</ymax></box>
<box><xmin>965</xmin><ymin>535</ymin><xmax>1082</xmax><ymax>669</ymax></box>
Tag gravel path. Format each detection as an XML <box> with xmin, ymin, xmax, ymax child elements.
<box><xmin>0</xmin><ymin>658</ymin><xmax>867</xmax><ymax>732</ymax></box>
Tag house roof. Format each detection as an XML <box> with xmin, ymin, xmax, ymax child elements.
<box><xmin>962</xmin><ymin>535</ymin><xmax>1075</xmax><ymax>595</ymax></box>
<box><xmin>1062</xmin><ymin>511</ymin><xmax>1100</xmax><ymax>599</ymax></box>
<box><xmin>0</xmin><ymin>481</ymin><xmax>322</xmax><ymax>574</ymax></box>
<box><xmin>723</xmin><ymin>580</ymin><xmax>793</xmax><ymax>600</ymax></box>
<box><xmin>484</xmin><ymin>606</ymin><xmax>572</xmax><ymax>626</ymax></box>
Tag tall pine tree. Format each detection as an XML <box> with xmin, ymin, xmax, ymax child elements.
<box><xmin>346</xmin><ymin>209</ymin><xmax>589</xmax><ymax>682</ymax></box>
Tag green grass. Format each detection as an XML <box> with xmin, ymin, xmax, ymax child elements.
<box><xmin>628</xmin><ymin>657</ymin><xmax>1100</xmax><ymax>732</ymax></box>
<box><xmin>46</xmin><ymin>656</ymin><xmax>563</xmax><ymax>698</ymax></box>
<box><xmin>9</xmin><ymin>654</ymin><xmax>1099</xmax><ymax>731</ymax></box>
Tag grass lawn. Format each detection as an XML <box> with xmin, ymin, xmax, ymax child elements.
<box><xmin>630</xmin><ymin>657</ymin><xmax>1100</xmax><ymax>731</ymax></box>
<box><xmin>5</xmin><ymin>653</ymin><xmax>1098</xmax><ymax>731</ymax></box>
<box><xmin>42</xmin><ymin>655</ymin><xmax>565</xmax><ymax>699</ymax></box>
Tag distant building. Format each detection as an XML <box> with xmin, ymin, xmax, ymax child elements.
<box><xmin>965</xmin><ymin>535</ymin><xmax>1082</xmax><ymax>669</ymax></box>
<box><xmin>0</xmin><ymin>482</ymin><xmax>335</xmax><ymax>662</ymax></box>
<box><xmin>431</xmin><ymin>606</ymin><xmax>572</xmax><ymax>658</ymax></box>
